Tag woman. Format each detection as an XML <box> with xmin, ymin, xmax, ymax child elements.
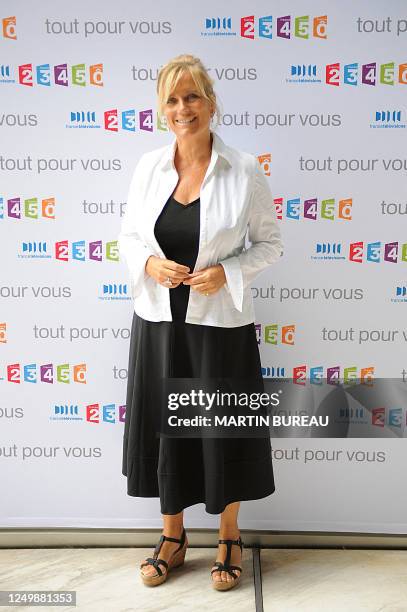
<box><xmin>119</xmin><ymin>54</ymin><xmax>283</xmax><ymax>591</ymax></box>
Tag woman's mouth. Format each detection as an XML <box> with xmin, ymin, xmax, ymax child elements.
<box><xmin>175</xmin><ymin>117</ymin><xmax>197</xmax><ymax>124</ymax></box>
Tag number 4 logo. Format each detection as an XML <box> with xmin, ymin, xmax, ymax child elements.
<box><xmin>139</xmin><ymin>109</ymin><xmax>153</xmax><ymax>132</ymax></box>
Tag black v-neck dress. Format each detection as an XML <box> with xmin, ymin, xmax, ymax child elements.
<box><xmin>122</xmin><ymin>194</ymin><xmax>275</xmax><ymax>514</ymax></box>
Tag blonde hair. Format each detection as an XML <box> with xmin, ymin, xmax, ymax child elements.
<box><xmin>157</xmin><ymin>54</ymin><xmax>221</xmax><ymax>129</ymax></box>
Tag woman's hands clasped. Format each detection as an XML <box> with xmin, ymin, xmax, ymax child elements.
<box><xmin>145</xmin><ymin>256</ymin><xmax>190</xmax><ymax>289</ymax></box>
<box><xmin>145</xmin><ymin>256</ymin><xmax>226</xmax><ymax>296</ymax></box>
<box><xmin>182</xmin><ymin>264</ymin><xmax>226</xmax><ymax>296</ymax></box>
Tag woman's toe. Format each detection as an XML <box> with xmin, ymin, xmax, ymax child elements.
<box><xmin>141</xmin><ymin>562</ymin><xmax>160</xmax><ymax>577</ymax></box>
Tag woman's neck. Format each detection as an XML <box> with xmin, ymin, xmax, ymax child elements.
<box><xmin>174</xmin><ymin>131</ymin><xmax>213</xmax><ymax>167</ymax></box>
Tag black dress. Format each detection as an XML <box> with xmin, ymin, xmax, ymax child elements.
<box><xmin>122</xmin><ymin>194</ymin><xmax>275</xmax><ymax>514</ymax></box>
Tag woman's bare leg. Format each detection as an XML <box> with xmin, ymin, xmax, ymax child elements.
<box><xmin>141</xmin><ymin>511</ymin><xmax>185</xmax><ymax>577</ymax></box>
<box><xmin>212</xmin><ymin>501</ymin><xmax>242</xmax><ymax>583</ymax></box>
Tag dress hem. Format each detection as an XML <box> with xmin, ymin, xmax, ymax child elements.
<box><xmin>124</xmin><ymin>486</ymin><xmax>276</xmax><ymax>516</ymax></box>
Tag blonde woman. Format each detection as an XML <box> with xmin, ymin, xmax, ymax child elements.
<box><xmin>119</xmin><ymin>54</ymin><xmax>283</xmax><ymax>591</ymax></box>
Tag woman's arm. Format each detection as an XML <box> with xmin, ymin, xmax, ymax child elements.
<box><xmin>118</xmin><ymin>155</ymin><xmax>156</xmax><ymax>298</ymax></box>
<box><xmin>219</xmin><ymin>159</ymin><xmax>283</xmax><ymax>312</ymax></box>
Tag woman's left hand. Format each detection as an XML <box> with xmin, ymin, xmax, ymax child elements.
<box><xmin>182</xmin><ymin>264</ymin><xmax>226</xmax><ymax>296</ymax></box>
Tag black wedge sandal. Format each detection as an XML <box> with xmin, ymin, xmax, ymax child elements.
<box><xmin>210</xmin><ymin>536</ymin><xmax>243</xmax><ymax>591</ymax></box>
<box><xmin>140</xmin><ymin>527</ymin><xmax>188</xmax><ymax>587</ymax></box>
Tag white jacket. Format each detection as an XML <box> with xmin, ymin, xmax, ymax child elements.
<box><xmin>118</xmin><ymin>131</ymin><xmax>283</xmax><ymax>328</ymax></box>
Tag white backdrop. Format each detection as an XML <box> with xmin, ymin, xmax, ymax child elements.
<box><xmin>1</xmin><ymin>0</ymin><xmax>407</xmax><ymax>532</ymax></box>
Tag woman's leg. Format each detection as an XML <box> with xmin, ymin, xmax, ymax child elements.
<box><xmin>141</xmin><ymin>511</ymin><xmax>185</xmax><ymax>577</ymax></box>
<box><xmin>212</xmin><ymin>501</ymin><xmax>242</xmax><ymax>584</ymax></box>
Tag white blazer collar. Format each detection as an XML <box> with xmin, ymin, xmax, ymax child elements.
<box><xmin>159</xmin><ymin>130</ymin><xmax>233</xmax><ymax>172</ymax></box>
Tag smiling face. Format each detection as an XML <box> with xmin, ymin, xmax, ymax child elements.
<box><xmin>163</xmin><ymin>71</ymin><xmax>215</xmax><ymax>139</ymax></box>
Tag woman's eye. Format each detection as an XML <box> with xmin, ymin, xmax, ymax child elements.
<box><xmin>167</xmin><ymin>94</ymin><xmax>198</xmax><ymax>104</ymax></box>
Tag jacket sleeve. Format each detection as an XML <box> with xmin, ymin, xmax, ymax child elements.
<box><xmin>219</xmin><ymin>158</ymin><xmax>283</xmax><ymax>312</ymax></box>
<box><xmin>118</xmin><ymin>155</ymin><xmax>156</xmax><ymax>298</ymax></box>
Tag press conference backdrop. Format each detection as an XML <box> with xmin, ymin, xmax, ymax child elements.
<box><xmin>1</xmin><ymin>0</ymin><xmax>406</xmax><ymax>533</ymax></box>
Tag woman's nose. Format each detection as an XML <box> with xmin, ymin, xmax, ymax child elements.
<box><xmin>177</xmin><ymin>98</ymin><xmax>189</xmax><ymax>111</ymax></box>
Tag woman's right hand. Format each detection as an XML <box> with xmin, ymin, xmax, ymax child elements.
<box><xmin>145</xmin><ymin>255</ymin><xmax>191</xmax><ymax>289</ymax></box>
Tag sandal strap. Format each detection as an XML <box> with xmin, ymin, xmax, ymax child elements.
<box><xmin>163</xmin><ymin>532</ymin><xmax>185</xmax><ymax>545</ymax></box>
<box><xmin>218</xmin><ymin>537</ymin><xmax>243</xmax><ymax>547</ymax></box>
<box><xmin>211</xmin><ymin>561</ymin><xmax>242</xmax><ymax>579</ymax></box>
<box><xmin>141</xmin><ymin>528</ymin><xmax>187</xmax><ymax>578</ymax></box>
<box><xmin>140</xmin><ymin>557</ymin><xmax>168</xmax><ymax>577</ymax></box>
<box><xmin>153</xmin><ymin>527</ymin><xmax>186</xmax><ymax>558</ymax></box>
<box><xmin>217</xmin><ymin>537</ymin><xmax>243</xmax><ymax>567</ymax></box>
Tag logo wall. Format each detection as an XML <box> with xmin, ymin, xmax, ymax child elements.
<box><xmin>1</xmin><ymin>4</ymin><xmax>407</xmax><ymax>533</ymax></box>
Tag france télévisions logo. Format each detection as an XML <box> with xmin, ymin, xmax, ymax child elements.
<box><xmin>312</xmin><ymin>241</ymin><xmax>407</xmax><ymax>263</ymax></box>
<box><xmin>0</xmin><ymin>196</ymin><xmax>55</xmax><ymax>220</ymax></box>
<box><xmin>274</xmin><ymin>197</ymin><xmax>352</xmax><ymax>221</ymax></box>
<box><xmin>51</xmin><ymin>405</ymin><xmax>82</xmax><ymax>421</ymax></box>
<box><xmin>287</xmin><ymin>64</ymin><xmax>320</xmax><ymax>83</ymax></box>
<box><xmin>262</xmin><ymin>366</ymin><xmax>286</xmax><ymax>378</ymax></box>
<box><xmin>336</xmin><ymin>406</ymin><xmax>407</xmax><ymax>429</ymax></box>
<box><xmin>335</xmin><ymin>406</ymin><xmax>368</xmax><ymax>425</ymax></box>
<box><xmin>18</xmin><ymin>242</ymin><xmax>50</xmax><ymax>259</ymax></box>
<box><xmin>370</xmin><ymin>110</ymin><xmax>405</xmax><ymax>129</ymax></box>
<box><xmin>18</xmin><ymin>240</ymin><xmax>119</xmax><ymax>261</ymax></box>
<box><xmin>0</xmin><ymin>62</ymin><xmax>103</xmax><ymax>86</ymax></box>
<box><xmin>66</xmin><ymin>109</ymin><xmax>168</xmax><ymax>132</ymax></box>
<box><xmin>312</xmin><ymin>243</ymin><xmax>344</xmax><ymax>260</ymax></box>
<box><xmin>201</xmin><ymin>17</ymin><xmax>236</xmax><ymax>36</ymax></box>
<box><xmin>262</xmin><ymin>364</ymin><xmax>375</xmax><ymax>384</ymax></box>
<box><xmin>50</xmin><ymin>402</ymin><xmax>126</xmax><ymax>423</ymax></box>
<box><xmin>255</xmin><ymin>323</ymin><xmax>295</xmax><ymax>345</ymax></box>
<box><xmin>0</xmin><ymin>65</ymin><xmax>13</xmax><ymax>83</ymax></box>
<box><xmin>1</xmin><ymin>362</ymin><xmax>87</xmax><ymax>384</ymax></box>
<box><xmin>99</xmin><ymin>283</ymin><xmax>131</xmax><ymax>301</ymax></box>
<box><xmin>201</xmin><ymin>14</ymin><xmax>328</xmax><ymax>39</ymax></box>
<box><xmin>391</xmin><ymin>285</ymin><xmax>407</xmax><ymax>303</ymax></box>
<box><xmin>68</xmin><ymin>111</ymin><xmax>99</xmax><ymax>129</ymax></box>
<box><xmin>2</xmin><ymin>16</ymin><xmax>16</xmax><ymax>39</ymax></box>
<box><xmin>286</xmin><ymin>61</ymin><xmax>407</xmax><ymax>86</ymax></box>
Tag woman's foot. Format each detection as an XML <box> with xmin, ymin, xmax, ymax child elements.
<box><xmin>211</xmin><ymin>529</ymin><xmax>242</xmax><ymax>585</ymax></box>
<box><xmin>140</xmin><ymin>527</ymin><xmax>185</xmax><ymax>579</ymax></box>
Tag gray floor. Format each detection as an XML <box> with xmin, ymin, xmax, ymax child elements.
<box><xmin>0</xmin><ymin>547</ymin><xmax>407</xmax><ymax>611</ymax></box>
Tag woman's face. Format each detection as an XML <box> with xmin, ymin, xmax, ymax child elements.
<box><xmin>163</xmin><ymin>72</ymin><xmax>214</xmax><ymax>139</ymax></box>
